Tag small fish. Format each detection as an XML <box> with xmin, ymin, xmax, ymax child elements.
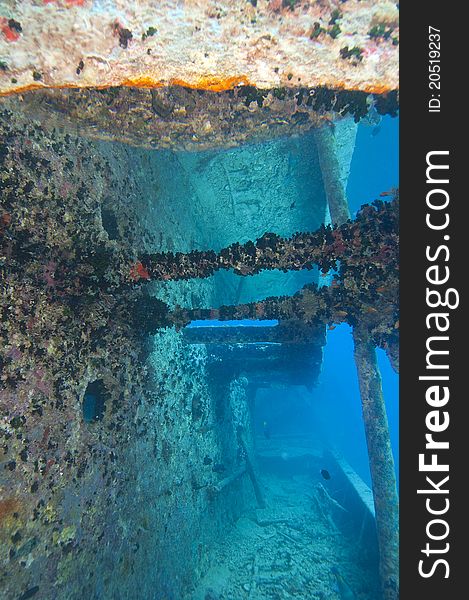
<box><xmin>320</xmin><ymin>469</ymin><xmax>331</xmax><ymax>480</ymax></box>
<box><xmin>331</xmin><ymin>566</ymin><xmax>356</xmax><ymax>600</ymax></box>
<box><xmin>371</xmin><ymin>125</ymin><xmax>381</xmax><ymax>137</ymax></box>
<box><xmin>263</xmin><ymin>421</ymin><xmax>271</xmax><ymax>439</ymax></box>
<box><xmin>328</xmin><ymin>325</ymin><xmax>336</xmax><ymax>331</ymax></box>
<box><xmin>380</xmin><ymin>189</ymin><xmax>395</xmax><ymax>197</ymax></box>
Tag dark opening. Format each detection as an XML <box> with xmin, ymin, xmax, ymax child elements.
<box><xmin>101</xmin><ymin>206</ymin><xmax>119</xmax><ymax>240</ymax></box>
<box><xmin>82</xmin><ymin>379</ymin><xmax>107</xmax><ymax>423</ymax></box>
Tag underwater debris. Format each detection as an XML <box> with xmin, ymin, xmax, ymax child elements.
<box><xmin>238</xmin><ymin>427</ymin><xmax>266</xmax><ymax>509</ymax></box>
<box><xmin>332</xmin><ymin>566</ymin><xmax>356</xmax><ymax>599</ymax></box>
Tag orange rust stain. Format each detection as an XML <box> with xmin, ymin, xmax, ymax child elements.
<box><xmin>43</xmin><ymin>0</ymin><xmax>86</xmax><ymax>5</ymax></box>
<box><xmin>119</xmin><ymin>74</ymin><xmax>251</xmax><ymax>92</ymax></box>
<box><xmin>0</xmin><ymin>77</ymin><xmax>397</xmax><ymax>98</ymax></box>
<box><xmin>0</xmin><ymin>83</ymin><xmax>47</xmax><ymax>97</ymax></box>
<box><xmin>170</xmin><ymin>75</ymin><xmax>251</xmax><ymax>92</ymax></box>
<box><xmin>119</xmin><ymin>76</ymin><xmax>164</xmax><ymax>89</ymax></box>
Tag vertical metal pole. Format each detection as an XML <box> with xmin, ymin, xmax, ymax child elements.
<box><xmin>353</xmin><ymin>327</ymin><xmax>399</xmax><ymax>600</ymax></box>
<box><xmin>314</xmin><ymin>124</ymin><xmax>352</xmax><ymax>226</ymax></box>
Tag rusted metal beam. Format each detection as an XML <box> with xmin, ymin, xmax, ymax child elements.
<box><xmin>208</xmin><ymin>465</ymin><xmax>247</xmax><ymax>494</ymax></box>
<box><xmin>183</xmin><ymin>321</ymin><xmax>326</xmax><ymax>346</ymax></box>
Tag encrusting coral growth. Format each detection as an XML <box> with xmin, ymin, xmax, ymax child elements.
<box><xmin>0</xmin><ymin>107</ymin><xmax>256</xmax><ymax>600</ymax></box>
<box><xmin>0</xmin><ymin>85</ymin><xmax>398</xmax><ymax>151</ymax></box>
<box><xmin>128</xmin><ymin>196</ymin><xmax>399</xmax><ymax>373</ymax></box>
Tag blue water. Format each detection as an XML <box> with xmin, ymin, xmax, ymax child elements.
<box><xmin>317</xmin><ymin>116</ymin><xmax>399</xmax><ymax>486</ymax></box>
<box><xmin>348</xmin><ymin>116</ymin><xmax>399</xmax><ymax>216</ymax></box>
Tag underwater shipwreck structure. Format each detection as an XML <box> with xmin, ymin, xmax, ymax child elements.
<box><xmin>1</xmin><ymin>1</ymin><xmax>399</xmax><ymax>599</ymax></box>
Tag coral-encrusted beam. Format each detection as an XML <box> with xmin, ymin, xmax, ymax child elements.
<box><xmin>127</xmin><ymin>197</ymin><xmax>398</xmax><ymax>283</ymax></box>
<box><xmin>151</xmin><ymin>268</ymin><xmax>398</xmax><ymax>373</ymax></box>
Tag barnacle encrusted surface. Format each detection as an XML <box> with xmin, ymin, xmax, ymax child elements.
<box><xmin>0</xmin><ymin>85</ymin><xmax>384</xmax><ymax>151</ymax></box>
<box><xmin>0</xmin><ymin>110</ymin><xmax>257</xmax><ymax>599</ymax></box>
